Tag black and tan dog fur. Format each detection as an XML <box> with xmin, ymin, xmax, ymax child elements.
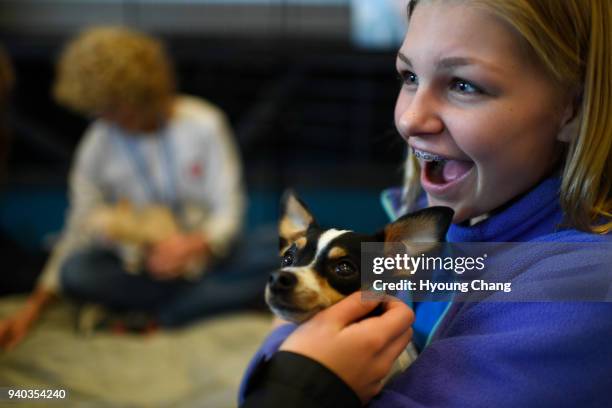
<box><xmin>267</xmin><ymin>191</ymin><xmax>454</xmax><ymax>324</ymax></box>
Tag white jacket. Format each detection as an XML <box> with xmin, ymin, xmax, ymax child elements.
<box><xmin>38</xmin><ymin>95</ymin><xmax>245</xmax><ymax>292</ymax></box>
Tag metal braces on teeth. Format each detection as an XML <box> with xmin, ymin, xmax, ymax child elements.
<box><xmin>413</xmin><ymin>149</ymin><xmax>446</xmax><ymax>162</ymax></box>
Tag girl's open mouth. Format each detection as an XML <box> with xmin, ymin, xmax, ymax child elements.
<box><xmin>413</xmin><ymin>148</ymin><xmax>475</xmax><ymax>195</ymax></box>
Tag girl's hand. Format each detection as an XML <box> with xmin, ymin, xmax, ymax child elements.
<box><xmin>147</xmin><ymin>233</ymin><xmax>209</xmax><ymax>280</ymax></box>
<box><xmin>279</xmin><ymin>292</ymin><xmax>414</xmax><ymax>404</ymax></box>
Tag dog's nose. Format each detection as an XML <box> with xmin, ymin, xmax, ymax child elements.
<box><xmin>268</xmin><ymin>271</ymin><xmax>297</xmax><ymax>293</ymax></box>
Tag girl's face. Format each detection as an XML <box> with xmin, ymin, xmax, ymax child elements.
<box><xmin>395</xmin><ymin>1</ymin><xmax>571</xmax><ymax>223</ymax></box>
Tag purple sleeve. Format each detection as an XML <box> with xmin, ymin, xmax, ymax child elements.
<box><xmin>239</xmin><ymin>245</ymin><xmax>612</xmax><ymax>407</ymax></box>
<box><xmin>238</xmin><ymin>303</ymin><xmax>612</xmax><ymax>407</ymax></box>
<box><xmin>366</xmin><ymin>301</ymin><xmax>612</xmax><ymax>407</ymax></box>
<box><xmin>238</xmin><ymin>323</ymin><xmax>297</xmax><ymax>404</ymax></box>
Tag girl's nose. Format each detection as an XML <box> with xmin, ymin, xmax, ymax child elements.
<box><xmin>397</xmin><ymin>90</ymin><xmax>444</xmax><ymax>139</ymax></box>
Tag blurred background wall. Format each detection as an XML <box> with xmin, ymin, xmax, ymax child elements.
<box><xmin>0</xmin><ymin>0</ymin><xmax>408</xmax><ymax>293</ymax></box>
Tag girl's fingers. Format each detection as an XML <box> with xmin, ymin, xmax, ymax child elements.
<box><xmin>361</xmin><ymin>380</ymin><xmax>385</xmax><ymax>404</ymax></box>
<box><xmin>377</xmin><ymin>327</ymin><xmax>414</xmax><ymax>364</ymax></box>
<box><xmin>353</xmin><ymin>299</ymin><xmax>414</xmax><ymax>341</ymax></box>
<box><xmin>382</xmin><ymin>298</ymin><xmax>415</xmax><ymax>325</ymax></box>
<box><xmin>317</xmin><ymin>291</ymin><xmax>382</xmax><ymax>328</ymax></box>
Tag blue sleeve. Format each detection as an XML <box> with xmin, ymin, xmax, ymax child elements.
<box><xmin>238</xmin><ymin>323</ymin><xmax>298</xmax><ymax>404</ymax></box>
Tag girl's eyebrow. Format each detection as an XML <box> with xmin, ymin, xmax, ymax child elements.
<box><xmin>436</xmin><ymin>56</ymin><xmax>504</xmax><ymax>73</ymax></box>
<box><xmin>397</xmin><ymin>52</ymin><xmax>412</xmax><ymax>67</ymax></box>
<box><xmin>437</xmin><ymin>56</ymin><xmax>479</xmax><ymax>69</ymax></box>
<box><xmin>397</xmin><ymin>52</ymin><xmax>502</xmax><ymax>74</ymax></box>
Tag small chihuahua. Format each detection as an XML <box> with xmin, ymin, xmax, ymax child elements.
<box><xmin>267</xmin><ymin>191</ymin><xmax>453</xmax><ymax>380</ymax></box>
<box><xmin>85</xmin><ymin>200</ymin><xmax>207</xmax><ymax>279</ymax></box>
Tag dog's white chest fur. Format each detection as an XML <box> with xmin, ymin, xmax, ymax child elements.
<box><xmin>384</xmin><ymin>342</ymin><xmax>418</xmax><ymax>385</ymax></box>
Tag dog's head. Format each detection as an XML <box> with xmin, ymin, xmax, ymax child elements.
<box><xmin>266</xmin><ymin>190</ymin><xmax>454</xmax><ymax>323</ymax></box>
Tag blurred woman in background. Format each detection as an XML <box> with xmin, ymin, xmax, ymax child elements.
<box><xmin>0</xmin><ymin>27</ymin><xmax>267</xmax><ymax>349</ymax></box>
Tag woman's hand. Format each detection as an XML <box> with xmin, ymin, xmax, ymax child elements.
<box><xmin>0</xmin><ymin>305</ymin><xmax>39</xmax><ymax>350</ymax></box>
<box><xmin>279</xmin><ymin>292</ymin><xmax>414</xmax><ymax>404</ymax></box>
<box><xmin>0</xmin><ymin>288</ymin><xmax>55</xmax><ymax>351</ymax></box>
<box><xmin>147</xmin><ymin>233</ymin><xmax>209</xmax><ymax>280</ymax></box>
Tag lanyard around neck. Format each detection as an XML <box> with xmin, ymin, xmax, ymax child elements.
<box><xmin>112</xmin><ymin>125</ymin><xmax>179</xmax><ymax>210</ymax></box>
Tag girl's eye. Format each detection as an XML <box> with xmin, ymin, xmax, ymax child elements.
<box><xmin>334</xmin><ymin>261</ymin><xmax>357</xmax><ymax>277</ymax></box>
<box><xmin>281</xmin><ymin>252</ymin><xmax>294</xmax><ymax>267</ymax></box>
<box><xmin>398</xmin><ymin>70</ymin><xmax>418</xmax><ymax>87</ymax></box>
<box><xmin>450</xmin><ymin>78</ymin><xmax>482</xmax><ymax>95</ymax></box>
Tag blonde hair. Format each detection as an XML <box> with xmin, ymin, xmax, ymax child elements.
<box><xmin>404</xmin><ymin>0</ymin><xmax>612</xmax><ymax>234</ymax></box>
<box><xmin>53</xmin><ymin>26</ymin><xmax>175</xmax><ymax>120</ymax></box>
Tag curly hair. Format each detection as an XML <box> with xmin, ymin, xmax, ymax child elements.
<box><xmin>53</xmin><ymin>26</ymin><xmax>175</xmax><ymax>119</ymax></box>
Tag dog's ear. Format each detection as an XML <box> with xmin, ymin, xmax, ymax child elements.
<box><xmin>279</xmin><ymin>190</ymin><xmax>317</xmax><ymax>249</ymax></box>
<box><xmin>382</xmin><ymin>206</ymin><xmax>454</xmax><ymax>254</ymax></box>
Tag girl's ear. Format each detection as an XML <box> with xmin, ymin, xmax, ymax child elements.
<box><xmin>279</xmin><ymin>190</ymin><xmax>317</xmax><ymax>247</ymax></box>
<box><xmin>557</xmin><ymin>91</ymin><xmax>582</xmax><ymax>143</ymax></box>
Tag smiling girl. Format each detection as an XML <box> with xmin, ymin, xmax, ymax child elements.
<box><xmin>239</xmin><ymin>1</ymin><xmax>611</xmax><ymax>406</ymax></box>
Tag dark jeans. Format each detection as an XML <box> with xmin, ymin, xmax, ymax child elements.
<box><xmin>59</xmin><ymin>227</ymin><xmax>276</xmax><ymax>327</ymax></box>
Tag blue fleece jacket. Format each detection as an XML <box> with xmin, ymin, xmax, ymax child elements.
<box><xmin>239</xmin><ymin>176</ymin><xmax>612</xmax><ymax>407</ymax></box>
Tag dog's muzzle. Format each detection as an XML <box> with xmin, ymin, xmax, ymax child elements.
<box><xmin>268</xmin><ymin>270</ymin><xmax>298</xmax><ymax>294</ymax></box>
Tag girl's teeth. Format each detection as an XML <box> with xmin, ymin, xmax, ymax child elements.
<box><xmin>413</xmin><ymin>149</ymin><xmax>446</xmax><ymax>162</ymax></box>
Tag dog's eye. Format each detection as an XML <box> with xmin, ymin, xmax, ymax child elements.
<box><xmin>335</xmin><ymin>261</ymin><xmax>356</xmax><ymax>277</ymax></box>
<box><xmin>281</xmin><ymin>252</ymin><xmax>294</xmax><ymax>267</ymax></box>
